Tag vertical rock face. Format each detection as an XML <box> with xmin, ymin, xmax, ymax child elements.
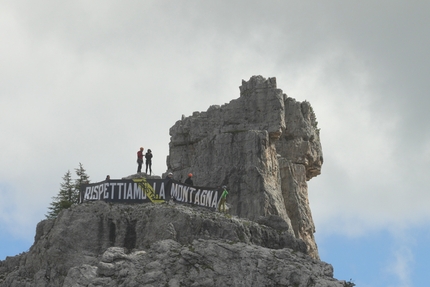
<box><xmin>167</xmin><ymin>75</ymin><xmax>323</xmax><ymax>259</ymax></box>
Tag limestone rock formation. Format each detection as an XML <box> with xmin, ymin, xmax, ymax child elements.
<box><xmin>0</xmin><ymin>201</ymin><xmax>344</xmax><ymax>287</ymax></box>
<box><xmin>0</xmin><ymin>75</ymin><xmax>337</xmax><ymax>286</ymax></box>
<box><xmin>167</xmin><ymin>75</ymin><xmax>322</xmax><ymax>259</ymax></box>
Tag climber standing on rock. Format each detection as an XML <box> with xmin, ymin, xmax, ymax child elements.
<box><xmin>184</xmin><ymin>173</ymin><xmax>193</xmax><ymax>186</ymax></box>
<box><xmin>145</xmin><ymin>149</ymin><xmax>153</xmax><ymax>175</ymax></box>
<box><xmin>137</xmin><ymin>147</ymin><xmax>144</xmax><ymax>173</ymax></box>
<box><xmin>219</xmin><ymin>186</ymin><xmax>229</xmax><ymax>213</ymax></box>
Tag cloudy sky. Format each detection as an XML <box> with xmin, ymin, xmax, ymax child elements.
<box><xmin>1</xmin><ymin>1</ymin><xmax>429</xmax><ymax>286</ymax></box>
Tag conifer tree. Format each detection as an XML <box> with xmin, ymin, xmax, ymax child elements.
<box><xmin>74</xmin><ymin>162</ymin><xmax>90</xmax><ymax>204</ymax></box>
<box><xmin>46</xmin><ymin>170</ymin><xmax>75</xmax><ymax>219</ymax></box>
<box><xmin>46</xmin><ymin>163</ymin><xmax>91</xmax><ymax>219</ymax></box>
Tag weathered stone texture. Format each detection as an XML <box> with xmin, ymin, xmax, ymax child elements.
<box><xmin>0</xmin><ymin>75</ymin><xmax>336</xmax><ymax>286</ymax></box>
<box><xmin>60</xmin><ymin>240</ymin><xmax>343</xmax><ymax>287</ymax></box>
<box><xmin>167</xmin><ymin>75</ymin><xmax>322</xmax><ymax>258</ymax></box>
<box><xmin>0</xmin><ymin>202</ymin><xmax>344</xmax><ymax>287</ymax></box>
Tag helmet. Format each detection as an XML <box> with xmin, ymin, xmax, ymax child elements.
<box><xmin>168</xmin><ymin>172</ymin><xmax>173</xmax><ymax>175</ymax></box>
<box><xmin>222</xmin><ymin>185</ymin><xmax>227</xmax><ymax>189</ymax></box>
<box><xmin>188</xmin><ymin>173</ymin><xmax>193</xmax><ymax>177</ymax></box>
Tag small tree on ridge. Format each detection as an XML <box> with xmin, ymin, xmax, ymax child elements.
<box><xmin>46</xmin><ymin>163</ymin><xmax>90</xmax><ymax>219</ymax></box>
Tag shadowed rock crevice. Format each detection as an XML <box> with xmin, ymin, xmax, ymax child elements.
<box><xmin>108</xmin><ymin>219</ymin><xmax>116</xmax><ymax>246</ymax></box>
<box><xmin>124</xmin><ymin>219</ymin><xmax>137</xmax><ymax>251</ymax></box>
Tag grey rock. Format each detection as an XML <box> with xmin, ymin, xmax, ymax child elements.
<box><xmin>167</xmin><ymin>75</ymin><xmax>322</xmax><ymax>258</ymax></box>
<box><xmin>62</xmin><ymin>238</ymin><xmax>343</xmax><ymax>287</ymax></box>
<box><xmin>122</xmin><ymin>173</ymin><xmax>161</xmax><ymax>180</ymax></box>
<box><xmin>63</xmin><ymin>264</ymin><xmax>97</xmax><ymax>287</ymax></box>
<box><xmin>100</xmin><ymin>247</ymin><xmax>129</xmax><ymax>263</ymax></box>
<box><xmin>0</xmin><ymin>202</ymin><xmax>344</xmax><ymax>286</ymax></box>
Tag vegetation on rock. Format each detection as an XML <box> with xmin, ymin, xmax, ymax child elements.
<box><xmin>46</xmin><ymin>163</ymin><xmax>90</xmax><ymax>219</ymax></box>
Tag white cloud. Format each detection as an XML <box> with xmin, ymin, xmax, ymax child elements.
<box><xmin>383</xmin><ymin>231</ymin><xmax>415</xmax><ymax>287</ymax></box>
<box><xmin>1</xmin><ymin>6</ymin><xmax>430</xmax><ymax>284</ymax></box>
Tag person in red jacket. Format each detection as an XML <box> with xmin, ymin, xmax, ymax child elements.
<box><xmin>137</xmin><ymin>147</ymin><xmax>144</xmax><ymax>173</ymax></box>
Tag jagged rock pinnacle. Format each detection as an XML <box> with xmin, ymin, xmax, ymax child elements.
<box><xmin>167</xmin><ymin>75</ymin><xmax>322</xmax><ymax>259</ymax></box>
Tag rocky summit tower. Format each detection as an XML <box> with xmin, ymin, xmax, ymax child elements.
<box><xmin>167</xmin><ymin>75</ymin><xmax>323</xmax><ymax>259</ymax></box>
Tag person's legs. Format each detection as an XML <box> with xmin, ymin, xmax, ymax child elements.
<box><xmin>219</xmin><ymin>198</ymin><xmax>226</xmax><ymax>212</ymax></box>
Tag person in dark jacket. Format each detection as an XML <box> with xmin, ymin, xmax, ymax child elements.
<box><xmin>184</xmin><ymin>173</ymin><xmax>193</xmax><ymax>186</ymax></box>
<box><xmin>137</xmin><ymin>147</ymin><xmax>144</xmax><ymax>173</ymax></box>
<box><xmin>145</xmin><ymin>149</ymin><xmax>153</xmax><ymax>175</ymax></box>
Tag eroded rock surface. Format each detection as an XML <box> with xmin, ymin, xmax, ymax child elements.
<box><xmin>0</xmin><ymin>202</ymin><xmax>343</xmax><ymax>287</ymax></box>
<box><xmin>167</xmin><ymin>75</ymin><xmax>322</xmax><ymax>258</ymax></box>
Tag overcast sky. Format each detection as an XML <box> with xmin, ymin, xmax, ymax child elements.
<box><xmin>1</xmin><ymin>1</ymin><xmax>429</xmax><ymax>286</ymax></box>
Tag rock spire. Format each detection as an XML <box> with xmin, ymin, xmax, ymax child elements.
<box><xmin>167</xmin><ymin>75</ymin><xmax>323</xmax><ymax>258</ymax></box>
